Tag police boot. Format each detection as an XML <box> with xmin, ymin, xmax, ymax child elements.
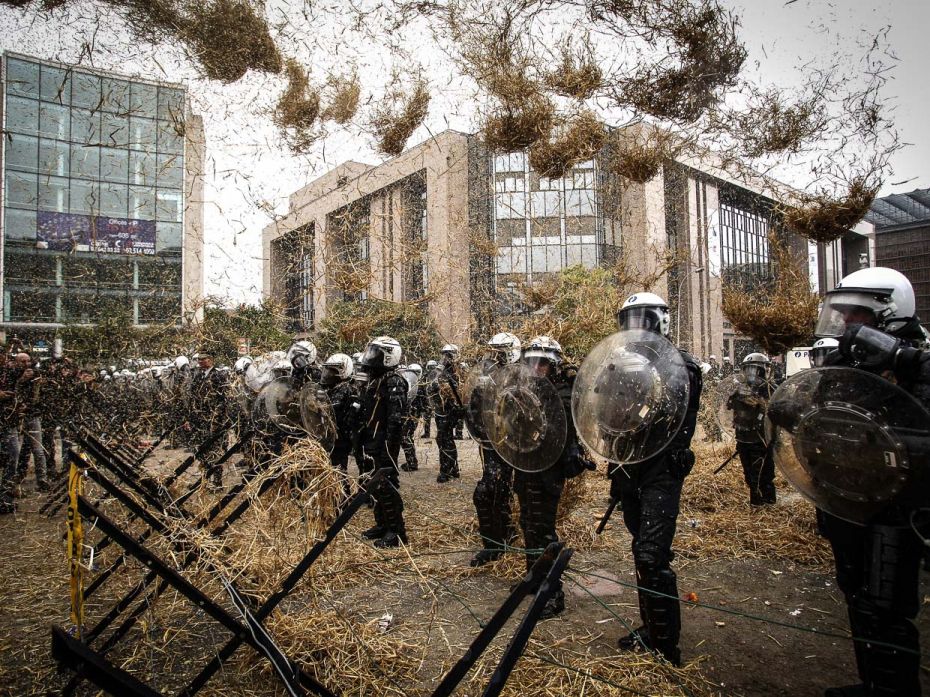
<box><xmin>373</xmin><ymin>482</ymin><xmax>407</xmax><ymax>548</ymax></box>
<box><xmin>470</xmin><ymin>548</ymin><xmax>503</xmax><ymax>567</ymax></box>
<box><xmin>640</xmin><ymin>568</ymin><xmax>682</xmax><ymax>666</ymax></box>
<box><xmin>362</xmin><ymin>496</ymin><xmax>388</xmax><ymax>540</ymax></box>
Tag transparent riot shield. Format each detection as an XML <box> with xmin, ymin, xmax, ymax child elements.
<box><xmin>461</xmin><ymin>359</ymin><xmax>500</xmax><ymax>445</ymax></box>
<box><xmin>398</xmin><ymin>368</ymin><xmax>419</xmax><ymax>401</ymax></box>
<box><xmin>298</xmin><ymin>384</ymin><xmax>337</xmax><ymax>451</ymax></box>
<box><xmin>251</xmin><ymin>377</ymin><xmax>305</xmax><ymax>437</ymax></box>
<box><xmin>244</xmin><ymin>351</ymin><xmax>288</xmax><ymax>394</ymax></box>
<box><xmin>713</xmin><ymin>373</ymin><xmax>771</xmax><ymax>445</ymax></box>
<box><xmin>767</xmin><ymin>367</ymin><xmax>930</xmax><ymax>524</ymax></box>
<box><xmin>572</xmin><ymin>329</ymin><xmax>690</xmax><ymax>464</ymax></box>
<box><xmin>485</xmin><ymin>362</ymin><xmax>567</xmax><ymax>472</ymax></box>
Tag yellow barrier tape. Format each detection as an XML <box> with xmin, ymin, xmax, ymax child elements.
<box><xmin>66</xmin><ymin>457</ymin><xmax>85</xmax><ymax>637</ymax></box>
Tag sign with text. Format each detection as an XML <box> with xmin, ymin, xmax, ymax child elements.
<box><xmin>37</xmin><ymin>212</ymin><xmax>156</xmax><ymax>255</ymax></box>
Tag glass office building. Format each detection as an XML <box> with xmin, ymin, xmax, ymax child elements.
<box><xmin>1</xmin><ymin>53</ymin><xmax>197</xmax><ymax>328</ymax></box>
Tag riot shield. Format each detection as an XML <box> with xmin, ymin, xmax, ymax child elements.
<box><xmin>244</xmin><ymin>351</ymin><xmax>288</xmax><ymax>394</ymax></box>
<box><xmin>713</xmin><ymin>374</ymin><xmax>771</xmax><ymax>445</ymax></box>
<box><xmin>767</xmin><ymin>367</ymin><xmax>930</xmax><ymax>524</ymax></box>
<box><xmin>298</xmin><ymin>384</ymin><xmax>337</xmax><ymax>451</ymax></box>
<box><xmin>461</xmin><ymin>359</ymin><xmax>500</xmax><ymax>445</ymax></box>
<box><xmin>485</xmin><ymin>362</ymin><xmax>567</xmax><ymax>472</ymax></box>
<box><xmin>571</xmin><ymin>329</ymin><xmax>690</xmax><ymax>464</ymax></box>
<box><xmin>251</xmin><ymin>377</ymin><xmax>305</xmax><ymax>437</ymax></box>
<box><xmin>398</xmin><ymin>368</ymin><xmax>419</xmax><ymax>401</ymax></box>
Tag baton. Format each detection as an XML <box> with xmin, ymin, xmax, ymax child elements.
<box><xmin>713</xmin><ymin>450</ymin><xmax>739</xmax><ymax>475</ymax></box>
<box><xmin>596</xmin><ymin>497</ymin><xmax>620</xmax><ymax>534</ymax></box>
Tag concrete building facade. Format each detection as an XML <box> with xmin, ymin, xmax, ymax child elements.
<box><xmin>0</xmin><ymin>52</ymin><xmax>205</xmax><ymax>339</ymax></box>
<box><xmin>263</xmin><ymin>129</ymin><xmax>811</xmax><ymax>361</ymax></box>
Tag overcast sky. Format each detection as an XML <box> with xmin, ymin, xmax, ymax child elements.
<box><xmin>1</xmin><ymin>0</ymin><xmax>928</xmax><ymax>305</ymax></box>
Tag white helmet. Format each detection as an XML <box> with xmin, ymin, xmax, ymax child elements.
<box><xmin>352</xmin><ymin>351</ymin><xmax>363</xmax><ymax>363</ymax></box>
<box><xmin>523</xmin><ymin>335</ymin><xmax>563</xmax><ymax>366</ymax></box>
<box><xmin>426</xmin><ymin>359</ymin><xmax>438</xmax><ymax>369</ymax></box>
<box><xmin>617</xmin><ymin>292</ymin><xmax>670</xmax><ymax>336</ymax></box>
<box><xmin>408</xmin><ymin>362</ymin><xmax>423</xmax><ymax>376</ymax></box>
<box><xmin>441</xmin><ymin>343</ymin><xmax>460</xmax><ymax>357</ymax></box>
<box><xmin>700</xmin><ymin>362</ymin><xmax>712</xmax><ymax>375</ymax></box>
<box><xmin>234</xmin><ymin>356</ymin><xmax>253</xmax><ymax>374</ymax></box>
<box><xmin>322</xmin><ymin>353</ymin><xmax>354</xmax><ymax>384</ymax></box>
<box><xmin>741</xmin><ymin>352</ymin><xmax>770</xmax><ymax>384</ymax></box>
<box><xmin>361</xmin><ymin>336</ymin><xmax>403</xmax><ymax>370</ymax></box>
<box><xmin>286</xmin><ymin>340</ymin><xmax>317</xmax><ymax>365</ymax></box>
<box><xmin>488</xmin><ymin>332</ymin><xmax>522</xmax><ymax>364</ymax></box>
<box><xmin>174</xmin><ymin>356</ymin><xmax>189</xmax><ymax>369</ymax></box>
<box><xmin>815</xmin><ymin>267</ymin><xmax>916</xmax><ymax>338</ymax></box>
<box><xmin>811</xmin><ymin>337</ymin><xmax>839</xmax><ymax>368</ymax></box>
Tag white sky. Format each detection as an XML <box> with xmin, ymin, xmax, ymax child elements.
<box><xmin>1</xmin><ymin>0</ymin><xmax>927</xmax><ymax>305</ymax></box>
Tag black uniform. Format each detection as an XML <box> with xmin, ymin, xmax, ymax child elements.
<box><xmin>188</xmin><ymin>367</ymin><xmax>229</xmax><ymax>486</ymax></box>
<box><xmin>811</xmin><ymin>324</ymin><xmax>930</xmax><ymax>697</ymax></box>
<box><xmin>401</xmin><ymin>384</ymin><xmax>426</xmax><ymax>471</ymax></box>
<box><xmin>430</xmin><ymin>360</ymin><xmax>461</xmax><ymax>481</ymax></box>
<box><xmin>609</xmin><ymin>349</ymin><xmax>703</xmax><ymax>665</ymax></box>
<box><xmin>511</xmin><ymin>363</ymin><xmax>585</xmax><ymax>613</ymax></box>
<box><xmin>469</xmin><ymin>360</ymin><xmax>515</xmax><ymax>563</ymax></box>
<box><xmin>357</xmin><ymin>368</ymin><xmax>409</xmax><ymax>546</ymax></box>
<box><xmin>325</xmin><ymin>379</ymin><xmax>360</xmax><ymax>475</ymax></box>
<box><xmin>727</xmin><ymin>377</ymin><xmax>776</xmax><ymax>505</ymax></box>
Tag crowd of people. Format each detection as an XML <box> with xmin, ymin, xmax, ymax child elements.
<box><xmin>1</xmin><ymin>265</ymin><xmax>927</xmax><ymax>697</ymax></box>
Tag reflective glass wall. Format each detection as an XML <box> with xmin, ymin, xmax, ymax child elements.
<box><xmin>2</xmin><ymin>53</ymin><xmax>185</xmax><ymax>324</ymax></box>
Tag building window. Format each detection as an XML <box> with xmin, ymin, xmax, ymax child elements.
<box><xmin>719</xmin><ymin>202</ymin><xmax>771</xmax><ymax>271</ymax></box>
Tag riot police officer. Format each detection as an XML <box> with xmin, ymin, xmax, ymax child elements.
<box><xmin>726</xmin><ymin>352</ymin><xmax>776</xmax><ymax>506</ymax></box>
<box><xmin>400</xmin><ymin>363</ymin><xmax>424</xmax><ymax>472</ymax></box>
<box><xmin>357</xmin><ymin>336</ymin><xmax>410</xmax><ymax>548</ymax></box>
<box><xmin>806</xmin><ymin>267</ymin><xmax>929</xmax><ymax>697</ymax></box>
<box><xmin>469</xmin><ymin>333</ymin><xmax>521</xmax><ymax>567</ymax></box>
<box><xmin>609</xmin><ymin>293</ymin><xmax>702</xmax><ymax>666</ymax></box>
<box><xmin>320</xmin><ymin>353</ymin><xmax>359</xmax><ymax>493</ymax></box>
<box><xmin>512</xmin><ymin>335</ymin><xmax>585</xmax><ymax>618</ymax></box>
<box><xmin>421</xmin><ymin>360</ymin><xmax>438</xmax><ymax>438</ymax></box>
<box><xmin>431</xmin><ymin>345</ymin><xmax>462</xmax><ymax>483</ymax></box>
<box><xmin>810</xmin><ymin>338</ymin><xmax>839</xmax><ymax>368</ymax></box>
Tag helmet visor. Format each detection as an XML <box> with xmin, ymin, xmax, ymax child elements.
<box><xmin>811</xmin><ymin>348</ymin><xmax>832</xmax><ymax>368</ymax></box>
<box><xmin>742</xmin><ymin>365</ymin><xmax>765</xmax><ymax>384</ymax></box>
<box><xmin>618</xmin><ymin>307</ymin><xmax>663</xmax><ymax>333</ymax></box>
<box><xmin>361</xmin><ymin>345</ymin><xmax>385</xmax><ymax>369</ymax></box>
<box><xmin>321</xmin><ymin>365</ymin><xmax>340</xmax><ymax>385</ymax></box>
<box><xmin>815</xmin><ymin>293</ymin><xmax>880</xmax><ymax>338</ymax></box>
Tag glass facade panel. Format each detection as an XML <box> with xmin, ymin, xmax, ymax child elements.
<box><xmin>100</xmin><ymin>182</ymin><xmax>128</xmax><ymax>217</ymax></box>
<box><xmin>100</xmin><ymin>112</ymin><xmax>130</xmax><ymax>147</ymax></box>
<box><xmin>156</xmin><ymin>190</ymin><xmax>182</xmax><ymax>222</ymax></box>
<box><xmin>39</xmin><ymin>102</ymin><xmax>69</xmax><ymax>139</ymax></box>
<box><xmin>4</xmin><ymin>208</ymin><xmax>37</xmax><ymax>241</ymax></box>
<box><xmin>7</xmin><ymin>58</ymin><xmax>39</xmax><ymax>97</ymax></box>
<box><xmin>101</xmin><ymin>78</ymin><xmax>131</xmax><ymax>113</ymax></box>
<box><xmin>129</xmin><ymin>186</ymin><xmax>156</xmax><ymax>220</ymax></box>
<box><xmin>158</xmin><ymin>87</ymin><xmax>185</xmax><ymax>121</ymax></box>
<box><xmin>129</xmin><ymin>117</ymin><xmax>157</xmax><ymax>151</ymax></box>
<box><xmin>71</xmin><ymin>108</ymin><xmax>101</xmax><ymax>144</ymax></box>
<box><xmin>71</xmin><ymin>71</ymin><xmax>101</xmax><ymax>109</ymax></box>
<box><xmin>7</xmin><ymin>134</ymin><xmax>39</xmax><ymax>173</ymax></box>
<box><xmin>70</xmin><ymin>179</ymin><xmax>99</xmax><ymax>214</ymax></box>
<box><xmin>38</xmin><ymin>175</ymin><xmax>69</xmax><ymax>212</ymax></box>
<box><xmin>100</xmin><ymin>147</ymin><xmax>129</xmax><ymax>182</ymax></box>
<box><xmin>71</xmin><ymin>145</ymin><xmax>100</xmax><ymax>179</ymax></box>
<box><xmin>40</xmin><ymin>65</ymin><xmax>71</xmax><ymax>104</ymax></box>
<box><xmin>156</xmin><ymin>153</ymin><xmax>182</xmax><ymax>187</ymax></box>
<box><xmin>156</xmin><ymin>120</ymin><xmax>183</xmax><ymax>153</ymax></box>
<box><xmin>156</xmin><ymin>221</ymin><xmax>182</xmax><ymax>252</ymax></box>
<box><xmin>719</xmin><ymin>202</ymin><xmax>771</xmax><ymax>270</ymax></box>
<box><xmin>130</xmin><ymin>150</ymin><xmax>156</xmax><ymax>186</ymax></box>
<box><xmin>6</xmin><ymin>96</ymin><xmax>40</xmax><ymax>135</ymax></box>
<box><xmin>38</xmin><ymin>138</ymin><xmax>70</xmax><ymax>176</ymax></box>
<box><xmin>6</xmin><ymin>170</ymin><xmax>38</xmax><ymax>209</ymax></box>
<box><xmin>130</xmin><ymin>82</ymin><xmax>158</xmax><ymax>119</ymax></box>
